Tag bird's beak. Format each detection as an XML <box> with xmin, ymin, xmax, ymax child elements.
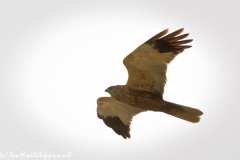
<box><xmin>105</xmin><ymin>88</ymin><xmax>108</xmax><ymax>92</ymax></box>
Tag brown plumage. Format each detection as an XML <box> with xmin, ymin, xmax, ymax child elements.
<box><xmin>97</xmin><ymin>28</ymin><xmax>203</xmax><ymax>139</ymax></box>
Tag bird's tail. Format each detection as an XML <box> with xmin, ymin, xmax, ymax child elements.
<box><xmin>164</xmin><ymin>101</ymin><xmax>203</xmax><ymax>123</ymax></box>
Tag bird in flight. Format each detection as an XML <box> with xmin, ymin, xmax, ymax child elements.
<box><xmin>97</xmin><ymin>28</ymin><xmax>203</xmax><ymax>139</ymax></box>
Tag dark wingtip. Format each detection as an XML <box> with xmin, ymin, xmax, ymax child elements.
<box><xmin>162</xmin><ymin>28</ymin><xmax>184</xmax><ymax>40</ymax></box>
<box><xmin>145</xmin><ymin>28</ymin><xmax>193</xmax><ymax>54</ymax></box>
<box><xmin>170</xmin><ymin>39</ymin><xmax>193</xmax><ymax>45</ymax></box>
<box><xmin>152</xmin><ymin>29</ymin><xmax>169</xmax><ymax>41</ymax></box>
<box><xmin>99</xmin><ymin>115</ymin><xmax>131</xmax><ymax>139</ymax></box>
<box><xmin>145</xmin><ymin>29</ymin><xmax>169</xmax><ymax>44</ymax></box>
<box><xmin>168</xmin><ymin>33</ymin><xmax>189</xmax><ymax>42</ymax></box>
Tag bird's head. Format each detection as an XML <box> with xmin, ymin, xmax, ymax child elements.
<box><xmin>105</xmin><ymin>85</ymin><xmax>122</xmax><ymax>97</ymax></box>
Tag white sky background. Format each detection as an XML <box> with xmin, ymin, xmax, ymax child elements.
<box><xmin>0</xmin><ymin>0</ymin><xmax>239</xmax><ymax>159</ymax></box>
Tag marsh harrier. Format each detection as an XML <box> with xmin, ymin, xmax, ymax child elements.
<box><xmin>97</xmin><ymin>28</ymin><xmax>203</xmax><ymax>139</ymax></box>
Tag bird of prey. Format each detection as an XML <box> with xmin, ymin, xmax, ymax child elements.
<box><xmin>97</xmin><ymin>28</ymin><xmax>203</xmax><ymax>139</ymax></box>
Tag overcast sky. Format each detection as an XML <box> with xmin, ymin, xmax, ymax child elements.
<box><xmin>0</xmin><ymin>0</ymin><xmax>240</xmax><ymax>160</ymax></box>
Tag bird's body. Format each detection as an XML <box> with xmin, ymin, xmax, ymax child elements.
<box><xmin>96</xmin><ymin>28</ymin><xmax>203</xmax><ymax>139</ymax></box>
<box><xmin>106</xmin><ymin>85</ymin><xmax>166</xmax><ymax>112</ymax></box>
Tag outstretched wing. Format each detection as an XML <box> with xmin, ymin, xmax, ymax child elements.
<box><xmin>97</xmin><ymin>97</ymin><xmax>146</xmax><ymax>139</ymax></box>
<box><xmin>123</xmin><ymin>28</ymin><xmax>192</xmax><ymax>95</ymax></box>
